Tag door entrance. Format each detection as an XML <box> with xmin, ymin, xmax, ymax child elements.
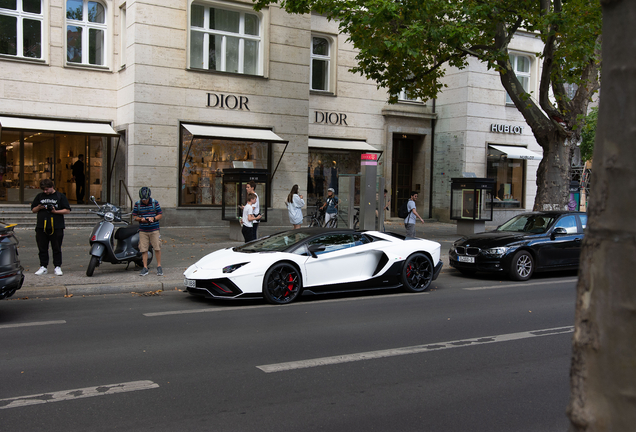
<box><xmin>392</xmin><ymin>137</ymin><xmax>414</xmax><ymax>215</ymax></box>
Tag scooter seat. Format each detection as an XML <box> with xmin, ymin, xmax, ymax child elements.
<box><xmin>115</xmin><ymin>225</ymin><xmax>140</xmax><ymax>240</ymax></box>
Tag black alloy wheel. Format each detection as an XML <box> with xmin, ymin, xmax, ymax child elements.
<box><xmin>263</xmin><ymin>262</ymin><xmax>302</xmax><ymax>305</ymax></box>
<box><xmin>401</xmin><ymin>252</ymin><xmax>433</xmax><ymax>292</ymax></box>
<box><xmin>510</xmin><ymin>250</ymin><xmax>534</xmax><ymax>281</ymax></box>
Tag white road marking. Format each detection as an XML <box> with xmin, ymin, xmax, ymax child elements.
<box><xmin>257</xmin><ymin>326</ymin><xmax>574</xmax><ymax>373</ymax></box>
<box><xmin>463</xmin><ymin>278</ymin><xmax>577</xmax><ymax>291</ymax></box>
<box><xmin>0</xmin><ymin>380</ymin><xmax>159</xmax><ymax>410</ymax></box>
<box><xmin>143</xmin><ymin>293</ymin><xmax>426</xmax><ymax>317</ymax></box>
<box><xmin>0</xmin><ymin>320</ymin><xmax>66</xmax><ymax>329</ymax></box>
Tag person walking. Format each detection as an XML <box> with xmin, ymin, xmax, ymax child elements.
<box><xmin>71</xmin><ymin>154</ymin><xmax>85</xmax><ymax>204</ymax></box>
<box><xmin>132</xmin><ymin>187</ymin><xmax>163</xmax><ymax>276</ymax></box>
<box><xmin>286</xmin><ymin>184</ymin><xmax>305</xmax><ymax>229</ymax></box>
<box><xmin>404</xmin><ymin>191</ymin><xmax>425</xmax><ymax>237</ymax></box>
<box><xmin>31</xmin><ymin>179</ymin><xmax>71</xmax><ymax>276</ymax></box>
<box><xmin>321</xmin><ymin>187</ymin><xmax>338</xmax><ymax>227</ymax></box>
<box><xmin>242</xmin><ymin>193</ymin><xmax>262</xmax><ymax>242</ymax></box>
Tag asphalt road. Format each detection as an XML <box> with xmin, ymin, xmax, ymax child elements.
<box><xmin>0</xmin><ymin>271</ymin><xmax>577</xmax><ymax>431</ymax></box>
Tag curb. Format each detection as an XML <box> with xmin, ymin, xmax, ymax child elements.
<box><xmin>14</xmin><ymin>280</ymin><xmax>185</xmax><ymax>299</ymax></box>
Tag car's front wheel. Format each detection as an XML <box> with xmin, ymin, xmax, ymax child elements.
<box><xmin>401</xmin><ymin>253</ymin><xmax>433</xmax><ymax>292</ymax></box>
<box><xmin>509</xmin><ymin>250</ymin><xmax>534</xmax><ymax>281</ymax></box>
<box><xmin>263</xmin><ymin>262</ymin><xmax>302</xmax><ymax>305</ymax></box>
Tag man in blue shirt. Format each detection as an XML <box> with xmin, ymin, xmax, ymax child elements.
<box><xmin>404</xmin><ymin>191</ymin><xmax>425</xmax><ymax>237</ymax></box>
<box><xmin>321</xmin><ymin>187</ymin><xmax>338</xmax><ymax>226</ymax></box>
<box><xmin>132</xmin><ymin>187</ymin><xmax>163</xmax><ymax>276</ymax></box>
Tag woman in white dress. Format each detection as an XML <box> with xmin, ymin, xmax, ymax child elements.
<box><xmin>286</xmin><ymin>184</ymin><xmax>305</xmax><ymax>229</ymax></box>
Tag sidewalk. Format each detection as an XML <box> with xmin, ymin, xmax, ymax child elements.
<box><xmin>10</xmin><ymin>219</ymin><xmax>477</xmax><ymax>299</ymax></box>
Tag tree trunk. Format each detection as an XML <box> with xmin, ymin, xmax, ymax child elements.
<box><xmin>533</xmin><ymin>133</ymin><xmax>573</xmax><ymax>211</ymax></box>
<box><xmin>567</xmin><ymin>0</ymin><xmax>636</xmax><ymax>430</ymax></box>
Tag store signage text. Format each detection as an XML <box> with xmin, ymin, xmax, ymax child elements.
<box><xmin>207</xmin><ymin>93</ymin><xmax>250</xmax><ymax>111</ymax></box>
<box><xmin>314</xmin><ymin>111</ymin><xmax>348</xmax><ymax>126</ymax></box>
<box><xmin>491</xmin><ymin>124</ymin><xmax>523</xmax><ymax>134</ymax></box>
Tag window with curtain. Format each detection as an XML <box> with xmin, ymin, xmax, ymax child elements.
<box><xmin>0</xmin><ymin>0</ymin><xmax>43</xmax><ymax>59</ymax></box>
<box><xmin>505</xmin><ymin>54</ymin><xmax>531</xmax><ymax>105</ymax></box>
<box><xmin>190</xmin><ymin>2</ymin><xmax>261</xmax><ymax>75</ymax></box>
<box><xmin>66</xmin><ymin>0</ymin><xmax>107</xmax><ymax>66</ymax></box>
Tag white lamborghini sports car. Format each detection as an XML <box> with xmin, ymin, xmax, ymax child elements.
<box><xmin>183</xmin><ymin>228</ymin><xmax>443</xmax><ymax>305</ymax></box>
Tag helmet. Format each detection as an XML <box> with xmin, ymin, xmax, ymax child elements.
<box><xmin>139</xmin><ymin>187</ymin><xmax>151</xmax><ymax>200</ymax></box>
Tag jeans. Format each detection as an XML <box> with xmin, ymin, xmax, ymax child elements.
<box><xmin>35</xmin><ymin>228</ymin><xmax>64</xmax><ymax>267</ymax></box>
<box><xmin>405</xmin><ymin>223</ymin><xmax>416</xmax><ymax>238</ymax></box>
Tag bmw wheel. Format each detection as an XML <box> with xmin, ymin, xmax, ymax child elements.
<box><xmin>263</xmin><ymin>262</ymin><xmax>302</xmax><ymax>305</ymax></box>
<box><xmin>401</xmin><ymin>253</ymin><xmax>433</xmax><ymax>292</ymax></box>
<box><xmin>510</xmin><ymin>250</ymin><xmax>534</xmax><ymax>281</ymax></box>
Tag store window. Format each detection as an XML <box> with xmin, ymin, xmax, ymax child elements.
<box><xmin>311</xmin><ymin>36</ymin><xmax>331</xmax><ymax>91</ymax></box>
<box><xmin>487</xmin><ymin>147</ymin><xmax>525</xmax><ymax>209</ymax></box>
<box><xmin>506</xmin><ymin>54</ymin><xmax>531</xmax><ymax>105</ymax></box>
<box><xmin>66</xmin><ymin>0</ymin><xmax>107</xmax><ymax>66</ymax></box>
<box><xmin>307</xmin><ymin>150</ymin><xmax>362</xmax><ymax>206</ymax></box>
<box><xmin>180</xmin><ymin>126</ymin><xmax>268</xmax><ymax>206</ymax></box>
<box><xmin>0</xmin><ymin>0</ymin><xmax>43</xmax><ymax>59</ymax></box>
<box><xmin>0</xmin><ymin>129</ymin><xmax>108</xmax><ymax>204</ymax></box>
<box><xmin>190</xmin><ymin>2</ymin><xmax>261</xmax><ymax>75</ymax></box>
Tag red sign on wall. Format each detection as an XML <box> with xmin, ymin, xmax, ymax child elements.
<box><xmin>361</xmin><ymin>153</ymin><xmax>378</xmax><ymax>161</ymax></box>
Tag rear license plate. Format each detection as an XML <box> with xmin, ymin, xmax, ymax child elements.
<box><xmin>184</xmin><ymin>278</ymin><xmax>196</xmax><ymax>288</ymax></box>
<box><xmin>458</xmin><ymin>256</ymin><xmax>475</xmax><ymax>263</ymax></box>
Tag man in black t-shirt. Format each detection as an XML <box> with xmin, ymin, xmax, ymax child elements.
<box><xmin>30</xmin><ymin>179</ymin><xmax>71</xmax><ymax>276</ymax></box>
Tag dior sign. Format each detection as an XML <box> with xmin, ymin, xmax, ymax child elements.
<box><xmin>491</xmin><ymin>124</ymin><xmax>524</xmax><ymax>134</ymax></box>
<box><xmin>314</xmin><ymin>111</ymin><xmax>349</xmax><ymax>125</ymax></box>
<box><xmin>207</xmin><ymin>93</ymin><xmax>250</xmax><ymax>111</ymax></box>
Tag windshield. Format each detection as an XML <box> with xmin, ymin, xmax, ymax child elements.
<box><xmin>497</xmin><ymin>214</ymin><xmax>556</xmax><ymax>234</ymax></box>
<box><xmin>234</xmin><ymin>231</ymin><xmax>314</xmax><ymax>253</ymax></box>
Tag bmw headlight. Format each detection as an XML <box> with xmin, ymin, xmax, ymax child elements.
<box><xmin>223</xmin><ymin>262</ymin><xmax>249</xmax><ymax>273</ymax></box>
<box><xmin>484</xmin><ymin>247</ymin><xmax>509</xmax><ymax>258</ymax></box>
<box><xmin>104</xmin><ymin>212</ymin><xmax>115</xmax><ymax>222</ymax></box>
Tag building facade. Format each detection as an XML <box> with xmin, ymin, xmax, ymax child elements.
<box><xmin>1</xmin><ymin>0</ymin><xmax>542</xmax><ymax>225</ymax></box>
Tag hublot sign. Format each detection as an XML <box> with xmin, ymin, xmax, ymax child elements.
<box><xmin>207</xmin><ymin>93</ymin><xmax>250</xmax><ymax>111</ymax></box>
<box><xmin>491</xmin><ymin>123</ymin><xmax>523</xmax><ymax>134</ymax></box>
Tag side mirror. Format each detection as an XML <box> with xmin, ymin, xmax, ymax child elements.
<box><xmin>308</xmin><ymin>243</ymin><xmax>326</xmax><ymax>258</ymax></box>
<box><xmin>551</xmin><ymin>227</ymin><xmax>567</xmax><ymax>240</ymax></box>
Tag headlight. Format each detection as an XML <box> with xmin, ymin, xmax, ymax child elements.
<box><xmin>104</xmin><ymin>212</ymin><xmax>115</xmax><ymax>222</ymax></box>
<box><xmin>223</xmin><ymin>262</ymin><xmax>249</xmax><ymax>273</ymax></box>
<box><xmin>484</xmin><ymin>247</ymin><xmax>509</xmax><ymax>258</ymax></box>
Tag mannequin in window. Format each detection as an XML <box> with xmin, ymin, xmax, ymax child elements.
<box><xmin>71</xmin><ymin>154</ymin><xmax>85</xmax><ymax>204</ymax></box>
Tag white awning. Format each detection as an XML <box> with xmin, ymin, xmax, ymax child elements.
<box><xmin>182</xmin><ymin>123</ymin><xmax>287</xmax><ymax>142</ymax></box>
<box><xmin>308</xmin><ymin>138</ymin><xmax>380</xmax><ymax>152</ymax></box>
<box><xmin>0</xmin><ymin>116</ymin><xmax>119</xmax><ymax>136</ymax></box>
<box><xmin>489</xmin><ymin>144</ymin><xmax>543</xmax><ymax>161</ymax></box>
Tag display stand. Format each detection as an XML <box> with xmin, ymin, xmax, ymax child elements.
<box><xmin>450</xmin><ymin>178</ymin><xmax>495</xmax><ymax>235</ymax></box>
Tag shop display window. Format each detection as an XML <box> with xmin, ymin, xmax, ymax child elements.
<box><xmin>487</xmin><ymin>149</ymin><xmax>524</xmax><ymax>209</ymax></box>
<box><xmin>307</xmin><ymin>150</ymin><xmax>362</xmax><ymax>206</ymax></box>
<box><xmin>180</xmin><ymin>127</ymin><xmax>268</xmax><ymax>206</ymax></box>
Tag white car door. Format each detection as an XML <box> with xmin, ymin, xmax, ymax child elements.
<box><xmin>303</xmin><ymin>234</ymin><xmax>377</xmax><ymax>287</ymax></box>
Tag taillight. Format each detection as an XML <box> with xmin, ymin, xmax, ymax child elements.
<box><xmin>91</xmin><ymin>235</ymin><xmax>96</xmax><ymax>241</ymax></box>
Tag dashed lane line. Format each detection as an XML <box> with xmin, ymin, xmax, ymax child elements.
<box><xmin>0</xmin><ymin>320</ymin><xmax>66</xmax><ymax>329</ymax></box>
<box><xmin>0</xmin><ymin>380</ymin><xmax>160</xmax><ymax>410</ymax></box>
<box><xmin>257</xmin><ymin>326</ymin><xmax>574</xmax><ymax>373</ymax></box>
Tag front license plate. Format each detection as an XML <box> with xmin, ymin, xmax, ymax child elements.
<box><xmin>184</xmin><ymin>278</ymin><xmax>196</xmax><ymax>288</ymax></box>
<box><xmin>458</xmin><ymin>256</ymin><xmax>475</xmax><ymax>263</ymax></box>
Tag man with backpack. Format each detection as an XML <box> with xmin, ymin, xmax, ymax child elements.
<box><xmin>133</xmin><ymin>187</ymin><xmax>163</xmax><ymax>276</ymax></box>
<box><xmin>400</xmin><ymin>191</ymin><xmax>425</xmax><ymax>237</ymax></box>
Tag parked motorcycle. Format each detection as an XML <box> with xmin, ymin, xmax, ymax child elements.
<box><xmin>86</xmin><ymin>196</ymin><xmax>152</xmax><ymax>276</ymax></box>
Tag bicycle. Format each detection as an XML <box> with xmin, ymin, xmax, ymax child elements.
<box><xmin>305</xmin><ymin>199</ymin><xmax>325</xmax><ymax>227</ymax></box>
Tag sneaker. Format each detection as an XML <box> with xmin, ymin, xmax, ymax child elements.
<box><xmin>54</xmin><ymin>267</ymin><xmax>63</xmax><ymax>276</ymax></box>
<box><xmin>34</xmin><ymin>266</ymin><xmax>47</xmax><ymax>276</ymax></box>
<box><xmin>157</xmin><ymin>266</ymin><xmax>163</xmax><ymax>276</ymax></box>
<box><xmin>140</xmin><ymin>267</ymin><xmax>149</xmax><ymax>276</ymax></box>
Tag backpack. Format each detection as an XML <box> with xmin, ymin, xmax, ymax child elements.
<box><xmin>397</xmin><ymin>201</ymin><xmax>412</xmax><ymax>219</ymax></box>
<box><xmin>135</xmin><ymin>198</ymin><xmax>157</xmax><ymax>214</ymax></box>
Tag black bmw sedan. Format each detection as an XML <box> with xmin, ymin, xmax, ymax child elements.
<box><xmin>0</xmin><ymin>222</ymin><xmax>24</xmax><ymax>300</ymax></box>
<box><xmin>449</xmin><ymin>211</ymin><xmax>587</xmax><ymax>281</ymax></box>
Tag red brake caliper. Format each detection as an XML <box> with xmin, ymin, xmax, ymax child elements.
<box><xmin>285</xmin><ymin>274</ymin><xmax>294</xmax><ymax>296</ymax></box>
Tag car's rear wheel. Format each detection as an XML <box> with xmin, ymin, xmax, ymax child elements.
<box><xmin>510</xmin><ymin>250</ymin><xmax>534</xmax><ymax>281</ymax></box>
<box><xmin>401</xmin><ymin>253</ymin><xmax>433</xmax><ymax>292</ymax></box>
<box><xmin>263</xmin><ymin>262</ymin><xmax>302</xmax><ymax>305</ymax></box>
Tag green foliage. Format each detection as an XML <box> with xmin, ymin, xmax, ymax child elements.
<box><xmin>580</xmin><ymin>106</ymin><xmax>598</xmax><ymax>162</ymax></box>
<box><xmin>252</xmin><ymin>0</ymin><xmax>601</xmax><ymax>108</ymax></box>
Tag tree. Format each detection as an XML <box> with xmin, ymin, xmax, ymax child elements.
<box><xmin>579</xmin><ymin>106</ymin><xmax>597</xmax><ymax>163</ymax></box>
<box><xmin>567</xmin><ymin>0</ymin><xmax>636</xmax><ymax>429</ymax></box>
<box><xmin>252</xmin><ymin>0</ymin><xmax>602</xmax><ymax>210</ymax></box>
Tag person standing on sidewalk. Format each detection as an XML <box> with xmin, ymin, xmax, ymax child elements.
<box><xmin>132</xmin><ymin>187</ymin><xmax>163</xmax><ymax>276</ymax></box>
<box><xmin>286</xmin><ymin>184</ymin><xmax>304</xmax><ymax>229</ymax></box>
<box><xmin>31</xmin><ymin>179</ymin><xmax>71</xmax><ymax>276</ymax></box>
<box><xmin>404</xmin><ymin>191</ymin><xmax>425</xmax><ymax>237</ymax></box>
<box><xmin>71</xmin><ymin>154</ymin><xmax>85</xmax><ymax>204</ymax></box>
<box><xmin>245</xmin><ymin>181</ymin><xmax>260</xmax><ymax>239</ymax></box>
<box><xmin>241</xmin><ymin>193</ymin><xmax>262</xmax><ymax>242</ymax></box>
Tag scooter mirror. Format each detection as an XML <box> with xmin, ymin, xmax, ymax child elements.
<box><xmin>90</xmin><ymin>196</ymin><xmax>96</xmax><ymax>202</ymax></box>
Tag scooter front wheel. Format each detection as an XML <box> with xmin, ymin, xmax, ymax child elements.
<box><xmin>86</xmin><ymin>255</ymin><xmax>100</xmax><ymax>277</ymax></box>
